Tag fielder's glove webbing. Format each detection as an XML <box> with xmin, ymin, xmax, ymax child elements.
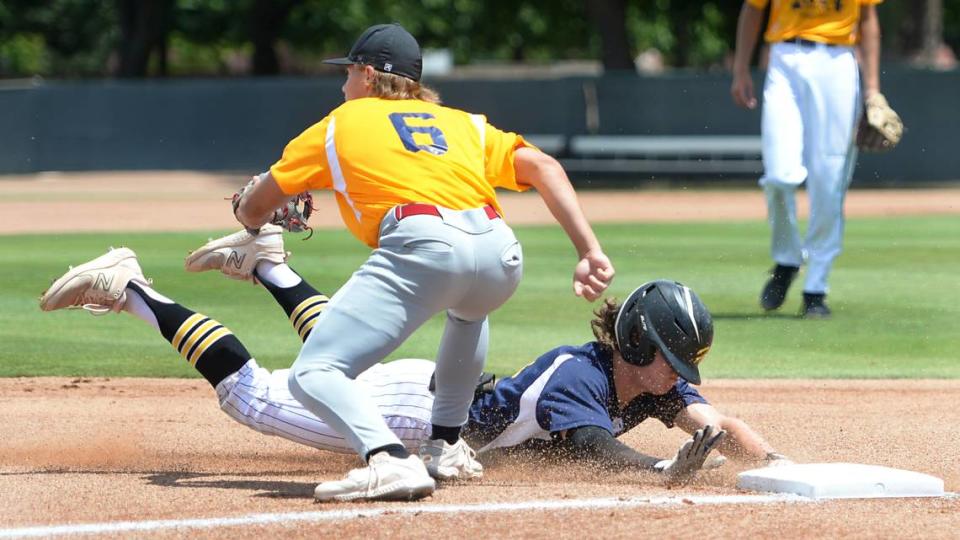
<box><xmin>231</xmin><ymin>176</ymin><xmax>315</xmax><ymax>239</ymax></box>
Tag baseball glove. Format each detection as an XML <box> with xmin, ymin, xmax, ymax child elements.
<box><xmin>856</xmin><ymin>93</ymin><xmax>903</xmax><ymax>153</ymax></box>
<box><xmin>232</xmin><ymin>176</ymin><xmax>315</xmax><ymax>238</ymax></box>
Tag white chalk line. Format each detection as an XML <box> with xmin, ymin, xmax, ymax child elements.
<box><xmin>0</xmin><ymin>493</ymin><xmax>811</xmax><ymax>538</ymax></box>
<box><xmin>3</xmin><ymin>492</ymin><xmax>956</xmax><ymax>539</ymax></box>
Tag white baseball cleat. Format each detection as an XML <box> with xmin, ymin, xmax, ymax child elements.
<box><xmin>184</xmin><ymin>224</ymin><xmax>287</xmax><ymax>283</ymax></box>
<box><xmin>40</xmin><ymin>247</ymin><xmax>150</xmax><ymax>315</ymax></box>
<box><xmin>313</xmin><ymin>453</ymin><xmax>436</xmax><ymax>502</ymax></box>
<box><xmin>419</xmin><ymin>438</ymin><xmax>484</xmax><ymax>481</ymax></box>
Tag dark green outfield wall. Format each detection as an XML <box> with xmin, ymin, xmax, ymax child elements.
<box><xmin>1</xmin><ymin>67</ymin><xmax>957</xmax><ymax>183</ymax></box>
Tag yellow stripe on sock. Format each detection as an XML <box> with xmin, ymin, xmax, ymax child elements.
<box><xmin>294</xmin><ymin>304</ymin><xmax>326</xmax><ymax>333</ymax></box>
<box><xmin>179</xmin><ymin>319</ymin><xmax>219</xmax><ymax>359</ymax></box>
<box><xmin>298</xmin><ymin>316</ymin><xmax>320</xmax><ymax>341</ymax></box>
<box><xmin>188</xmin><ymin>327</ymin><xmax>231</xmax><ymax>366</ymax></box>
<box><xmin>290</xmin><ymin>295</ymin><xmax>329</xmax><ymax>327</ymax></box>
<box><xmin>172</xmin><ymin>314</ymin><xmax>207</xmax><ymax>351</ymax></box>
<box><xmin>289</xmin><ymin>298</ymin><xmax>315</xmax><ymax>323</ymax></box>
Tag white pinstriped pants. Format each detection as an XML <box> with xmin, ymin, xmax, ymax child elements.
<box><xmin>217</xmin><ymin>359</ymin><xmax>436</xmax><ymax>454</ymax></box>
<box><xmin>760</xmin><ymin>42</ymin><xmax>860</xmax><ymax>294</ymax></box>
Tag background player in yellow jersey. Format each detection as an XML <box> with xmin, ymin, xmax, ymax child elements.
<box><xmin>229</xmin><ymin>23</ymin><xmax>615</xmax><ymax>502</ymax></box>
<box><xmin>730</xmin><ymin>1</ymin><xmax>888</xmax><ymax>318</ymax></box>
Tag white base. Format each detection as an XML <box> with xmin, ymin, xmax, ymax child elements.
<box><xmin>737</xmin><ymin>463</ymin><xmax>944</xmax><ymax>500</ymax></box>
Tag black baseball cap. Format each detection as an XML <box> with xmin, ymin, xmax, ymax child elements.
<box><xmin>323</xmin><ymin>23</ymin><xmax>422</xmax><ymax>82</ymax></box>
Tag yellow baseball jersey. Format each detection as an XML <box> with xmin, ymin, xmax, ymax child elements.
<box><xmin>748</xmin><ymin>0</ymin><xmax>883</xmax><ymax>46</ymax></box>
<box><xmin>270</xmin><ymin>97</ymin><xmax>533</xmax><ymax>247</ymax></box>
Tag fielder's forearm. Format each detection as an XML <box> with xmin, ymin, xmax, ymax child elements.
<box><xmin>858</xmin><ymin>5</ymin><xmax>881</xmax><ymax>98</ymax></box>
<box><xmin>732</xmin><ymin>3</ymin><xmax>764</xmax><ymax>75</ymax></box>
<box><xmin>561</xmin><ymin>426</ymin><xmax>662</xmax><ymax>471</ymax></box>
<box><xmin>514</xmin><ymin>148</ymin><xmax>601</xmax><ymax>259</ymax></box>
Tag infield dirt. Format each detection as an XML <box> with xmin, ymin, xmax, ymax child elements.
<box><xmin>1</xmin><ymin>377</ymin><xmax>958</xmax><ymax>538</ymax></box>
<box><xmin>1</xmin><ymin>171</ymin><xmax>959</xmax><ymax>234</ymax></box>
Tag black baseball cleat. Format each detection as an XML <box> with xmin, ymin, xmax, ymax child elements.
<box><xmin>760</xmin><ymin>264</ymin><xmax>799</xmax><ymax>311</ymax></box>
<box><xmin>801</xmin><ymin>292</ymin><xmax>832</xmax><ymax>319</ymax></box>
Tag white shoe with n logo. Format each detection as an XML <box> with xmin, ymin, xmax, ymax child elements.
<box><xmin>314</xmin><ymin>453</ymin><xmax>436</xmax><ymax>502</ymax></box>
<box><xmin>184</xmin><ymin>224</ymin><xmax>287</xmax><ymax>283</ymax></box>
<box><xmin>40</xmin><ymin>247</ymin><xmax>150</xmax><ymax>315</ymax></box>
<box><xmin>419</xmin><ymin>438</ymin><xmax>484</xmax><ymax>481</ymax></box>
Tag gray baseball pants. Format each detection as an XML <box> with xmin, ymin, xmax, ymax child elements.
<box><xmin>288</xmin><ymin>205</ymin><xmax>523</xmax><ymax>458</ymax></box>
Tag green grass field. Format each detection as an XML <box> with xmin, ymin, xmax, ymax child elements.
<box><xmin>2</xmin><ymin>215</ymin><xmax>957</xmax><ymax>379</ymax></box>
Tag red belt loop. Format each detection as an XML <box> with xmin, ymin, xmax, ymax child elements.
<box><xmin>394</xmin><ymin>203</ymin><xmax>500</xmax><ymax>221</ymax></box>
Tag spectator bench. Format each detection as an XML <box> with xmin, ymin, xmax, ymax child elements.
<box><xmin>523</xmin><ymin>134</ymin><xmax>763</xmax><ymax>177</ymax></box>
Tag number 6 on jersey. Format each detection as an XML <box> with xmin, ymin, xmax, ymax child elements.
<box><xmin>389</xmin><ymin>112</ymin><xmax>449</xmax><ymax>155</ymax></box>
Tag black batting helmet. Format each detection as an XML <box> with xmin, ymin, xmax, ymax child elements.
<box><xmin>614</xmin><ymin>280</ymin><xmax>713</xmax><ymax>385</ymax></box>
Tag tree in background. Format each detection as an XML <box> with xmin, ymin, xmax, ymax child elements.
<box><xmin>278</xmin><ymin>0</ymin><xmax>593</xmax><ymax>67</ymax></box>
<box><xmin>879</xmin><ymin>0</ymin><xmax>956</xmax><ymax>69</ymax></box>
<box><xmin>116</xmin><ymin>0</ymin><xmax>173</xmax><ymax>77</ymax></box>
<box><xmin>586</xmin><ymin>0</ymin><xmax>634</xmax><ymax>71</ymax></box>
<box><xmin>947</xmin><ymin>1</ymin><xmax>960</xmax><ymax>62</ymax></box>
<box><xmin>0</xmin><ymin>0</ymin><xmax>116</xmax><ymax>77</ymax></box>
<box><xmin>250</xmin><ymin>0</ymin><xmax>300</xmax><ymax>75</ymax></box>
<box><xmin>0</xmin><ymin>0</ymin><xmax>956</xmax><ymax>78</ymax></box>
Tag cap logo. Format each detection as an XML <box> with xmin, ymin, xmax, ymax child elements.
<box><xmin>384</xmin><ymin>62</ymin><xmax>393</xmax><ymax>72</ymax></box>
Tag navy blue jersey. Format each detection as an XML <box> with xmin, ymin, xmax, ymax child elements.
<box><xmin>463</xmin><ymin>342</ymin><xmax>707</xmax><ymax>452</ymax></box>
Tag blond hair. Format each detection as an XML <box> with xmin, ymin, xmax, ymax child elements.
<box><xmin>590</xmin><ymin>297</ymin><xmax>621</xmax><ymax>355</ymax></box>
<box><xmin>367</xmin><ymin>67</ymin><xmax>441</xmax><ymax>103</ymax></box>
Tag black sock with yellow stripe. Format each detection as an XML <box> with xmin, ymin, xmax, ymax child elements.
<box><xmin>254</xmin><ymin>268</ymin><xmax>328</xmax><ymax>343</ymax></box>
<box><xmin>126</xmin><ymin>282</ymin><xmax>250</xmax><ymax>388</ymax></box>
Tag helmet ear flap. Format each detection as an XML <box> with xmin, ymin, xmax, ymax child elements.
<box><xmin>628</xmin><ymin>344</ymin><xmax>657</xmax><ymax>366</ymax></box>
<box><xmin>622</xmin><ymin>324</ymin><xmax>656</xmax><ymax>366</ymax></box>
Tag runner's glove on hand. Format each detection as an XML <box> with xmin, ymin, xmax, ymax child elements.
<box><xmin>654</xmin><ymin>425</ymin><xmax>726</xmax><ymax>485</ymax></box>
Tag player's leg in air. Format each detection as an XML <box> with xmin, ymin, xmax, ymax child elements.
<box><xmin>38</xmin><ymin>231</ymin><xmax>434</xmax><ymax>453</ymax></box>
<box><xmin>184</xmin><ymin>225</ymin><xmax>332</xmax><ymax>347</ymax></box>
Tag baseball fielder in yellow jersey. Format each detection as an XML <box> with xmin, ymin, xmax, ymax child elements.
<box><xmin>731</xmin><ymin>1</ymin><xmax>892</xmax><ymax>318</ymax></box>
<box><xmin>233</xmin><ymin>23</ymin><xmax>615</xmax><ymax>502</ymax></box>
